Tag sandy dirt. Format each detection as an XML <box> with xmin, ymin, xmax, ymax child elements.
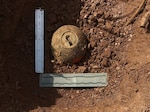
<box><xmin>0</xmin><ymin>0</ymin><xmax>150</xmax><ymax>112</ymax></box>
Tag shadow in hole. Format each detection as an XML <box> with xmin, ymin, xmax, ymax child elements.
<box><xmin>0</xmin><ymin>0</ymin><xmax>83</xmax><ymax>111</ymax></box>
<box><xmin>146</xmin><ymin>23</ymin><xmax>150</xmax><ymax>33</ymax></box>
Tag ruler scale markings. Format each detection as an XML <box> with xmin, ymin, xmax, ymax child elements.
<box><xmin>35</xmin><ymin>8</ymin><xmax>44</xmax><ymax>73</ymax></box>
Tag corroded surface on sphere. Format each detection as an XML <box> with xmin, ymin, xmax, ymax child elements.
<box><xmin>51</xmin><ymin>25</ymin><xmax>87</xmax><ymax>64</ymax></box>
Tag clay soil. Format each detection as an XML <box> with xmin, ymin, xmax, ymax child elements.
<box><xmin>0</xmin><ymin>0</ymin><xmax>150</xmax><ymax>112</ymax></box>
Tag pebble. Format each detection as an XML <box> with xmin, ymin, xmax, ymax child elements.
<box><xmin>63</xmin><ymin>108</ymin><xmax>69</xmax><ymax>110</ymax></box>
<box><xmin>98</xmin><ymin>18</ymin><xmax>105</xmax><ymax>23</ymax></box>
<box><xmin>115</xmin><ymin>43</ymin><xmax>118</xmax><ymax>45</ymax></box>
<box><xmin>94</xmin><ymin>88</ymin><xmax>101</xmax><ymax>92</ymax></box>
<box><xmin>105</xmin><ymin>21</ymin><xmax>113</xmax><ymax>31</ymax></box>
<box><xmin>90</xmin><ymin>39</ymin><xmax>97</xmax><ymax>48</ymax></box>
<box><xmin>128</xmin><ymin>38</ymin><xmax>132</xmax><ymax>41</ymax></box>
<box><xmin>101</xmin><ymin>41</ymin><xmax>109</xmax><ymax>48</ymax></box>
<box><xmin>77</xmin><ymin>66</ymin><xmax>87</xmax><ymax>73</ymax></box>
<box><xmin>88</xmin><ymin>15</ymin><xmax>98</xmax><ymax>26</ymax></box>
<box><xmin>70</xmin><ymin>95</ymin><xmax>75</xmax><ymax>99</ymax></box>
<box><xmin>93</xmin><ymin>10</ymin><xmax>104</xmax><ymax>18</ymax></box>
<box><xmin>129</xmin><ymin>34</ymin><xmax>133</xmax><ymax>38</ymax></box>
<box><xmin>84</xmin><ymin>13</ymin><xmax>90</xmax><ymax>19</ymax></box>
<box><xmin>116</xmin><ymin>66</ymin><xmax>120</xmax><ymax>70</ymax></box>
<box><xmin>51</xmin><ymin>60</ymin><xmax>55</xmax><ymax>63</ymax></box>
<box><xmin>88</xmin><ymin>43</ymin><xmax>91</xmax><ymax>49</ymax></box>
<box><xmin>101</xmin><ymin>49</ymin><xmax>112</xmax><ymax>58</ymax></box>
<box><xmin>101</xmin><ymin>58</ymin><xmax>110</xmax><ymax>67</ymax></box>
<box><xmin>92</xmin><ymin>65</ymin><xmax>99</xmax><ymax>69</ymax></box>
<box><xmin>104</xmin><ymin>12</ymin><xmax>111</xmax><ymax>19</ymax></box>
<box><xmin>76</xmin><ymin>90</ymin><xmax>80</xmax><ymax>94</ymax></box>
<box><xmin>89</xmin><ymin>28</ymin><xmax>94</xmax><ymax>34</ymax></box>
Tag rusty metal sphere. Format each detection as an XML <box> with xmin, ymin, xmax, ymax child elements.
<box><xmin>51</xmin><ymin>25</ymin><xmax>87</xmax><ymax>64</ymax></box>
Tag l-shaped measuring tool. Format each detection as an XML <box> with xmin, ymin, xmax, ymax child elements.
<box><xmin>35</xmin><ymin>8</ymin><xmax>108</xmax><ymax>87</ymax></box>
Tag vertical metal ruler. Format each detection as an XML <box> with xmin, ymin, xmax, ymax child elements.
<box><xmin>35</xmin><ymin>8</ymin><xmax>44</xmax><ymax>73</ymax></box>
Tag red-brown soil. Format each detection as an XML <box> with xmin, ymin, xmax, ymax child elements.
<box><xmin>0</xmin><ymin>0</ymin><xmax>149</xmax><ymax>112</ymax></box>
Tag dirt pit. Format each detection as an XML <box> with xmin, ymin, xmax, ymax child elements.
<box><xmin>0</xmin><ymin>0</ymin><xmax>150</xmax><ymax>112</ymax></box>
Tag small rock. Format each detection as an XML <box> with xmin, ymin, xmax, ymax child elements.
<box><xmin>63</xmin><ymin>108</ymin><xmax>68</xmax><ymax>110</ymax></box>
<box><xmin>101</xmin><ymin>49</ymin><xmax>112</xmax><ymax>58</ymax></box>
<box><xmin>51</xmin><ymin>60</ymin><xmax>55</xmax><ymax>63</ymax></box>
<box><xmin>101</xmin><ymin>58</ymin><xmax>110</xmax><ymax>67</ymax></box>
<box><xmin>72</xmin><ymin>65</ymin><xmax>78</xmax><ymax>69</ymax></box>
<box><xmin>128</xmin><ymin>38</ymin><xmax>132</xmax><ymax>41</ymax></box>
<box><xmin>129</xmin><ymin>34</ymin><xmax>133</xmax><ymax>38</ymax></box>
<box><xmin>76</xmin><ymin>90</ymin><xmax>80</xmax><ymax>94</ymax></box>
<box><xmin>88</xmin><ymin>15</ymin><xmax>98</xmax><ymax>26</ymax></box>
<box><xmin>88</xmin><ymin>43</ymin><xmax>91</xmax><ymax>49</ymax></box>
<box><xmin>77</xmin><ymin>66</ymin><xmax>87</xmax><ymax>73</ymax></box>
<box><xmin>116</xmin><ymin>66</ymin><xmax>120</xmax><ymax>70</ymax></box>
<box><xmin>92</xmin><ymin>65</ymin><xmax>99</xmax><ymax>69</ymax></box>
<box><xmin>89</xmin><ymin>28</ymin><xmax>94</xmax><ymax>34</ymax></box>
<box><xmin>98</xmin><ymin>19</ymin><xmax>105</xmax><ymax>27</ymax></box>
<box><xmin>105</xmin><ymin>21</ymin><xmax>113</xmax><ymax>31</ymax></box>
<box><xmin>101</xmin><ymin>41</ymin><xmax>109</xmax><ymax>48</ymax></box>
<box><xmin>115</xmin><ymin>43</ymin><xmax>118</xmax><ymax>45</ymax></box>
<box><xmin>104</xmin><ymin>12</ymin><xmax>110</xmax><ymax>19</ymax></box>
<box><xmin>112</xmin><ymin>27</ymin><xmax>120</xmax><ymax>36</ymax></box>
<box><xmin>118</xmin><ymin>11</ymin><xmax>122</xmax><ymax>15</ymax></box>
<box><xmin>98</xmin><ymin>18</ymin><xmax>105</xmax><ymax>24</ymax></box>
<box><xmin>82</xmin><ymin>18</ymin><xmax>88</xmax><ymax>24</ymax></box>
<box><xmin>94</xmin><ymin>88</ymin><xmax>103</xmax><ymax>92</ymax></box>
<box><xmin>93</xmin><ymin>10</ymin><xmax>104</xmax><ymax>18</ymax></box>
<box><xmin>84</xmin><ymin>13</ymin><xmax>90</xmax><ymax>19</ymax></box>
<box><xmin>117</xmin><ymin>38</ymin><xmax>123</xmax><ymax>45</ymax></box>
<box><xmin>70</xmin><ymin>95</ymin><xmax>75</xmax><ymax>99</ymax></box>
<box><xmin>90</xmin><ymin>39</ymin><xmax>96</xmax><ymax>48</ymax></box>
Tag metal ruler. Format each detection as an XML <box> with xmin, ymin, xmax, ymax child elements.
<box><xmin>35</xmin><ymin>8</ymin><xmax>44</xmax><ymax>73</ymax></box>
<box><xmin>40</xmin><ymin>73</ymin><xmax>107</xmax><ymax>87</ymax></box>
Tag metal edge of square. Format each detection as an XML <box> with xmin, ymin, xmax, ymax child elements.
<box><xmin>39</xmin><ymin>73</ymin><xmax>108</xmax><ymax>87</ymax></box>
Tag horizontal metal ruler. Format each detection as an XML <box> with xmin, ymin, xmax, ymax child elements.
<box><xmin>40</xmin><ymin>73</ymin><xmax>107</xmax><ymax>87</ymax></box>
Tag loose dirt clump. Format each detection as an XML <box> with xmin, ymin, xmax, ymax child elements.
<box><xmin>0</xmin><ymin>0</ymin><xmax>149</xmax><ymax>112</ymax></box>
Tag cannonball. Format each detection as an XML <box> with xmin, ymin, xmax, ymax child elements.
<box><xmin>51</xmin><ymin>25</ymin><xmax>87</xmax><ymax>64</ymax></box>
